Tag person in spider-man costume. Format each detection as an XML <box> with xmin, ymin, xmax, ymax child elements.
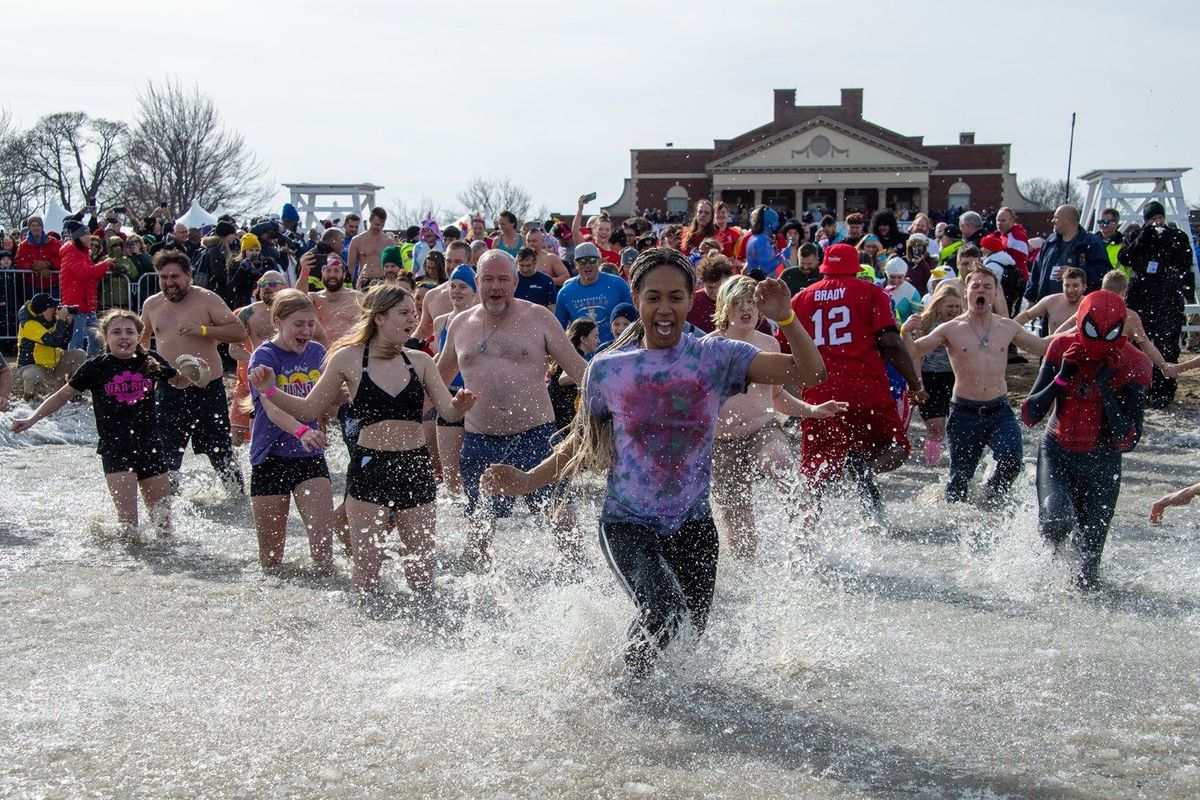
<box><xmin>1022</xmin><ymin>290</ymin><xmax>1151</xmax><ymax>588</ymax></box>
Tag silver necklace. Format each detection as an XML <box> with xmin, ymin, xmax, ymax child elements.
<box><xmin>969</xmin><ymin>314</ymin><xmax>994</xmax><ymax>350</ymax></box>
<box><xmin>476</xmin><ymin>314</ymin><xmax>503</xmax><ymax>353</ymax></box>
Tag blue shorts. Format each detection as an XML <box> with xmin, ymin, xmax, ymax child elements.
<box><xmin>459</xmin><ymin>421</ymin><xmax>558</xmax><ymax>518</ymax></box>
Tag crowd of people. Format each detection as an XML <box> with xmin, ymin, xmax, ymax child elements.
<box><xmin>4</xmin><ymin>191</ymin><xmax>1200</xmax><ymax>679</ymax></box>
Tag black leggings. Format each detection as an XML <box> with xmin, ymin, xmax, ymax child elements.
<box><xmin>598</xmin><ymin>517</ymin><xmax>719</xmax><ymax>676</ymax></box>
<box><xmin>1036</xmin><ymin>435</ymin><xmax>1122</xmax><ymax>587</ymax></box>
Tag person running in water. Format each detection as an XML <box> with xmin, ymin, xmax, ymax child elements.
<box><xmin>252</xmin><ymin>284</ymin><xmax>475</xmax><ymax>598</ymax></box>
<box><xmin>230</xmin><ymin>270</ymin><xmax>288</xmax><ymax>445</ymax></box>
<box><xmin>431</xmin><ymin>265</ymin><xmax>478</xmax><ymax>496</ymax></box>
<box><xmin>12</xmin><ymin>309</ymin><xmax>208</xmax><ymax>535</ymax></box>
<box><xmin>904</xmin><ymin>267</ymin><xmax>1048</xmax><ymax>507</ymax></box>
<box><xmin>791</xmin><ymin>243</ymin><xmax>927</xmax><ymax>511</ymax></box>
<box><xmin>482</xmin><ymin>248</ymin><xmax>825</xmax><ymax>677</ymax></box>
<box><xmin>707</xmin><ymin>275</ymin><xmax>846</xmax><ymax>558</ymax></box>
<box><xmin>900</xmin><ymin>281</ymin><xmax>964</xmax><ymax>466</ymax></box>
<box><xmin>1022</xmin><ymin>290</ymin><xmax>1151</xmax><ymax>588</ymax></box>
<box><xmin>245</xmin><ymin>290</ymin><xmax>337</xmax><ymax>574</ymax></box>
<box><xmin>438</xmin><ymin>250</ymin><xmax>589</xmax><ymax>572</ymax></box>
<box><xmin>140</xmin><ymin>251</ymin><xmax>247</xmax><ymax>492</ymax></box>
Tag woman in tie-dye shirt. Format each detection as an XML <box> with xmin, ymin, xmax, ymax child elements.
<box><xmin>483</xmin><ymin>248</ymin><xmax>826</xmax><ymax>677</ymax></box>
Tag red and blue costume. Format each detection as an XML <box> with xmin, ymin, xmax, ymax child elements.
<box><xmin>745</xmin><ymin>206</ymin><xmax>785</xmax><ymax>280</ymax></box>
<box><xmin>1022</xmin><ymin>290</ymin><xmax>1151</xmax><ymax>588</ymax></box>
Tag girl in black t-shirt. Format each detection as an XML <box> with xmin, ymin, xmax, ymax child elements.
<box><xmin>12</xmin><ymin>310</ymin><xmax>206</xmax><ymax>536</ymax></box>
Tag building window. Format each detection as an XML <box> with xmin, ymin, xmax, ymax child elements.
<box><xmin>665</xmin><ymin>184</ymin><xmax>689</xmax><ymax>215</ymax></box>
<box><xmin>948</xmin><ymin>179</ymin><xmax>971</xmax><ymax>210</ymax></box>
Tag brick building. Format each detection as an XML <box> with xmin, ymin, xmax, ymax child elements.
<box><xmin>604</xmin><ymin>88</ymin><xmax>1039</xmax><ymax>222</ymax></box>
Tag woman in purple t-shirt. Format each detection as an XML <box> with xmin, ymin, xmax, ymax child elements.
<box><xmin>247</xmin><ymin>290</ymin><xmax>337</xmax><ymax>574</ymax></box>
<box><xmin>483</xmin><ymin>248</ymin><xmax>827</xmax><ymax>677</ymax></box>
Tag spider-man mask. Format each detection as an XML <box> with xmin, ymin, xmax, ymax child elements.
<box><xmin>1075</xmin><ymin>289</ymin><xmax>1127</xmax><ymax>360</ymax></box>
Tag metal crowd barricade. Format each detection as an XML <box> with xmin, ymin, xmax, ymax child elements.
<box><xmin>0</xmin><ymin>269</ymin><xmax>147</xmax><ymax>345</ymax></box>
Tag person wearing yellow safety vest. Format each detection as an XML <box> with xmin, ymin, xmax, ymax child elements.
<box><xmin>937</xmin><ymin>224</ymin><xmax>964</xmax><ymax>267</ymax></box>
<box><xmin>1096</xmin><ymin>208</ymin><xmax>1127</xmax><ymax>277</ymax></box>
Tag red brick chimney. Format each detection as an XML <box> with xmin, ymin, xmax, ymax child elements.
<box><xmin>841</xmin><ymin>88</ymin><xmax>863</xmax><ymax>118</ymax></box>
<box><xmin>959</xmin><ymin>132</ymin><xmax>975</xmax><ymax>145</ymax></box>
<box><xmin>774</xmin><ymin>89</ymin><xmax>795</xmax><ymax>120</ymax></box>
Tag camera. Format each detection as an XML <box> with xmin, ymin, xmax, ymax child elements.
<box><xmin>63</xmin><ymin>305</ymin><xmax>79</xmax><ymax>314</ymax></box>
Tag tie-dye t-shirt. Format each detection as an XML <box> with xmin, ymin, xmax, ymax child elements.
<box><xmin>585</xmin><ymin>333</ymin><xmax>758</xmax><ymax>534</ymax></box>
<box><xmin>249</xmin><ymin>340</ymin><xmax>326</xmax><ymax>465</ymax></box>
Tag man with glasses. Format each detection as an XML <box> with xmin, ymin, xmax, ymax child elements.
<box><xmin>1096</xmin><ymin>209</ymin><xmax>1125</xmax><ymax>273</ymax></box>
<box><xmin>554</xmin><ymin>242</ymin><xmax>633</xmax><ymax>343</ymax></box>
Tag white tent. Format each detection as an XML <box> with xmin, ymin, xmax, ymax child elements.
<box><xmin>42</xmin><ymin>197</ymin><xmax>70</xmax><ymax>234</ymax></box>
<box><xmin>177</xmin><ymin>200</ymin><xmax>217</xmax><ymax>229</ymax></box>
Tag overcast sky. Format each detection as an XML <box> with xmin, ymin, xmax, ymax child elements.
<box><xmin>8</xmin><ymin>0</ymin><xmax>1198</xmax><ymax>217</ymax></box>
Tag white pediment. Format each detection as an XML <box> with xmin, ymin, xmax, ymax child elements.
<box><xmin>710</xmin><ymin>117</ymin><xmax>934</xmax><ymax>172</ymax></box>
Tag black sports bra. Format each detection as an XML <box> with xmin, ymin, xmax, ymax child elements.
<box><xmin>351</xmin><ymin>347</ymin><xmax>425</xmax><ymax>427</ymax></box>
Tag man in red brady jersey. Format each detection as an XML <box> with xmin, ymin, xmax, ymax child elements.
<box><xmin>792</xmin><ymin>242</ymin><xmax>927</xmax><ymax>510</ymax></box>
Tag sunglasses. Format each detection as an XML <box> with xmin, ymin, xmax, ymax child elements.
<box><xmin>257</xmin><ymin>279</ymin><xmax>283</xmax><ymax>288</ymax></box>
<box><xmin>1098</xmin><ymin>219</ymin><xmax>1117</xmax><ymax>226</ymax></box>
<box><xmin>576</xmin><ymin>256</ymin><xmax>600</xmax><ymax>265</ymax></box>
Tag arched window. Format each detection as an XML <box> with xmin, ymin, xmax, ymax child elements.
<box><xmin>665</xmin><ymin>184</ymin><xmax>689</xmax><ymax>215</ymax></box>
<box><xmin>948</xmin><ymin>179</ymin><xmax>971</xmax><ymax>210</ymax></box>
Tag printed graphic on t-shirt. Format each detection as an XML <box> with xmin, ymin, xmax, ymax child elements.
<box><xmin>105</xmin><ymin>370</ymin><xmax>154</xmax><ymax>405</ymax></box>
<box><xmin>276</xmin><ymin>368</ymin><xmax>320</xmax><ymax>397</ymax></box>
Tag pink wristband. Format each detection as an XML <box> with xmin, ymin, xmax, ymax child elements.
<box><xmin>1053</xmin><ymin>375</ymin><xmax>1069</xmax><ymax>387</ymax></box>
<box><xmin>263</xmin><ymin>386</ymin><xmax>278</xmax><ymax>398</ymax></box>
<box><xmin>293</xmin><ymin>424</ymin><xmax>310</xmax><ymax>439</ymax></box>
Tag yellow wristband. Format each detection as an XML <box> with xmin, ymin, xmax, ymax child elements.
<box><xmin>200</xmin><ymin>325</ymin><xmax>208</xmax><ymax>338</ymax></box>
<box><xmin>774</xmin><ymin>310</ymin><xmax>796</xmax><ymax>327</ymax></box>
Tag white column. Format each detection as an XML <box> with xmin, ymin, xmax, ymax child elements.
<box><xmin>835</xmin><ymin>188</ymin><xmax>845</xmax><ymax>219</ymax></box>
<box><xmin>877</xmin><ymin>187</ymin><xmax>887</xmax><ymax>212</ymax></box>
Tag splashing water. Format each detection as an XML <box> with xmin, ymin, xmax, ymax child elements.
<box><xmin>0</xmin><ymin>398</ymin><xmax>1197</xmax><ymax>798</ymax></box>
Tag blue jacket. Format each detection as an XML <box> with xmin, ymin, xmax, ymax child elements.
<box><xmin>1024</xmin><ymin>228</ymin><xmax>1110</xmax><ymax>304</ymax></box>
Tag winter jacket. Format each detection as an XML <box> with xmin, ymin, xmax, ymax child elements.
<box><xmin>226</xmin><ymin>254</ymin><xmax>275</xmax><ymax>310</ymax></box>
<box><xmin>1000</xmin><ymin>222</ymin><xmax>1031</xmax><ymax>281</ymax></box>
<box><xmin>193</xmin><ymin>236</ymin><xmax>233</xmax><ymax>305</ymax></box>
<box><xmin>59</xmin><ymin>240</ymin><xmax>112</xmax><ymax>313</ymax></box>
<box><xmin>1024</xmin><ymin>229</ymin><xmax>1110</xmax><ymax>304</ymax></box>
<box><xmin>15</xmin><ymin>233</ymin><xmax>62</xmax><ymax>271</ymax></box>
<box><xmin>100</xmin><ymin>237</ymin><xmax>137</xmax><ymax>309</ymax></box>
<box><xmin>1119</xmin><ymin>223</ymin><xmax>1196</xmax><ymax>313</ymax></box>
<box><xmin>16</xmin><ymin>302</ymin><xmax>72</xmax><ymax>368</ymax></box>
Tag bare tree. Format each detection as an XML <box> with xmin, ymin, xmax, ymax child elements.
<box><xmin>455</xmin><ymin>175</ymin><xmax>533</xmax><ymax>222</ymax></box>
<box><xmin>389</xmin><ymin>196</ymin><xmax>451</xmax><ymax>230</ymax></box>
<box><xmin>117</xmin><ymin>79</ymin><xmax>271</xmax><ymax>217</ymax></box>
<box><xmin>1019</xmin><ymin>177</ymin><xmax>1084</xmax><ymax>211</ymax></box>
<box><xmin>0</xmin><ymin>109</ymin><xmax>41</xmax><ymax>229</ymax></box>
<box><xmin>19</xmin><ymin>111</ymin><xmax>127</xmax><ymax>210</ymax></box>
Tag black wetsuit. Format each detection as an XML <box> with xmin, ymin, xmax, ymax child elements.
<box><xmin>1022</xmin><ymin>329</ymin><xmax>1151</xmax><ymax>587</ymax></box>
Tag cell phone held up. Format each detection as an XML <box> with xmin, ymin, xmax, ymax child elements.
<box><xmin>583</xmin><ymin>192</ymin><xmax>598</xmax><ymax>203</ymax></box>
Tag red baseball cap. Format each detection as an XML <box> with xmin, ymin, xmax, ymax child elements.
<box><xmin>820</xmin><ymin>242</ymin><xmax>861</xmax><ymax>275</ymax></box>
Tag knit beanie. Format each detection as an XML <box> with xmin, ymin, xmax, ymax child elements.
<box><xmin>240</xmin><ymin>233</ymin><xmax>261</xmax><ymax>252</ymax></box>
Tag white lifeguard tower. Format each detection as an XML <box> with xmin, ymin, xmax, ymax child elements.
<box><xmin>282</xmin><ymin>183</ymin><xmax>383</xmax><ymax>229</ymax></box>
<box><xmin>1080</xmin><ymin>168</ymin><xmax>1199</xmax><ymax>327</ymax></box>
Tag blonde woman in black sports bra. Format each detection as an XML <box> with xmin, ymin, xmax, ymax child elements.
<box><xmin>252</xmin><ymin>284</ymin><xmax>476</xmax><ymax>598</ymax></box>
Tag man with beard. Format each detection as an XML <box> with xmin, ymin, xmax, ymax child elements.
<box><xmin>141</xmin><ymin>251</ymin><xmax>246</xmax><ymax>492</ymax></box>
<box><xmin>1016</xmin><ymin>268</ymin><xmax>1087</xmax><ymax>337</ymax></box>
<box><xmin>437</xmin><ymin>250</ymin><xmax>588</xmax><ymax>572</ymax></box>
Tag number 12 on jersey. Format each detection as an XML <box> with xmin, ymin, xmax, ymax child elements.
<box><xmin>811</xmin><ymin>305</ymin><xmax>852</xmax><ymax>346</ymax></box>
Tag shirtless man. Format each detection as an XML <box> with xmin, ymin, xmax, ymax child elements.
<box><xmin>229</xmin><ymin>270</ymin><xmax>286</xmax><ymax>444</ymax></box>
<box><xmin>1017</xmin><ymin>267</ymin><xmax>1085</xmax><ymax>336</ymax></box>
<box><xmin>347</xmin><ymin>207</ymin><xmax>394</xmax><ymax>286</ymax></box>
<box><xmin>140</xmin><ymin>251</ymin><xmax>246</xmax><ymax>491</ymax></box>
<box><xmin>416</xmin><ymin>240</ymin><xmax>472</xmax><ymax>341</ymax></box>
<box><xmin>437</xmin><ymin>250</ymin><xmax>588</xmax><ymax>570</ymax></box>
<box><xmin>525</xmin><ymin>228</ymin><xmax>571</xmax><ymax>287</ymax></box>
<box><xmin>1054</xmin><ymin>270</ymin><xmax>1173</xmax><ymax>375</ymax></box>
<box><xmin>904</xmin><ymin>267</ymin><xmax>1049</xmax><ymax>506</ymax></box>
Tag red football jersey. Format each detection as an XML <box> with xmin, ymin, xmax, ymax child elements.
<box><xmin>793</xmin><ymin>275</ymin><xmax>897</xmax><ymax>406</ymax></box>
